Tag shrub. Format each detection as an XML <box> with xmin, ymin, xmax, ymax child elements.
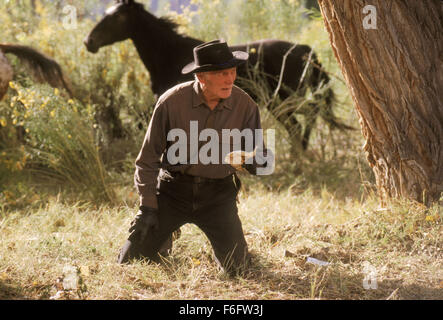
<box><xmin>6</xmin><ymin>81</ymin><xmax>115</xmax><ymax>202</ymax></box>
<box><xmin>0</xmin><ymin>0</ymin><xmax>155</xmax><ymax>204</ymax></box>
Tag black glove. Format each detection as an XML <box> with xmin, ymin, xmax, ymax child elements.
<box><xmin>129</xmin><ymin>206</ymin><xmax>159</xmax><ymax>244</ymax></box>
<box><xmin>241</xmin><ymin>149</ymin><xmax>269</xmax><ymax>175</ymax></box>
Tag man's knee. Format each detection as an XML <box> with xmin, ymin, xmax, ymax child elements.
<box><xmin>214</xmin><ymin>243</ymin><xmax>250</xmax><ymax>275</ymax></box>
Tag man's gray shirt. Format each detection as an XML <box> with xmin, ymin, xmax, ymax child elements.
<box><xmin>134</xmin><ymin>80</ymin><xmax>264</xmax><ymax>208</ymax></box>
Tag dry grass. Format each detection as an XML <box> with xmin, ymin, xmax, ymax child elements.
<box><xmin>0</xmin><ymin>187</ymin><xmax>441</xmax><ymax>300</ymax></box>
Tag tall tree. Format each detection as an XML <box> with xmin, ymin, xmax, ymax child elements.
<box><xmin>318</xmin><ymin>0</ymin><xmax>442</xmax><ymax>206</ymax></box>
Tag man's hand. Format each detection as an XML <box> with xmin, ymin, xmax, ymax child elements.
<box><xmin>129</xmin><ymin>206</ymin><xmax>159</xmax><ymax>244</ymax></box>
<box><xmin>224</xmin><ymin>150</ymin><xmax>255</xmax><ymax>174</ymax></box>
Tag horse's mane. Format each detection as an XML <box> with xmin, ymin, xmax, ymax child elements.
<box><xmin>0</xmin><ymin>43</ymin><xmax>73</xmax><ymax>97</ymax></box>
<box><xmin>159</xmin><ymin>17</ymin><xmax>180</xmax><ymax>33</ymax></box>
<box><xmin>133</xmin><ymin>2</ymin><xmax>192</xmax><ymax>40</ymax></box>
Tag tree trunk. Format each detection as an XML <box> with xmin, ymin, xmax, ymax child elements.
<box><xmin>318</xmin><ymin>0</ymin><xmax>442</xmax><ymax>206</ymax></box>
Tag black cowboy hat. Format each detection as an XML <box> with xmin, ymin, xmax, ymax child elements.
<box><xmin>181</xmin><ymin>40</ymin><xmax>248</xmax><ymax>74</ymax></box>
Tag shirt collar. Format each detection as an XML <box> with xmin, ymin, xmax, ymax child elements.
<box><xmin>192</xmin><ymin>80</ymin><xmax>233</xmax><ymax>110</ymax></box>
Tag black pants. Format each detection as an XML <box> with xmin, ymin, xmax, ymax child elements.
<box><xmin>118</xmin><ymin>173</ymin><xmax>249</xmax><ymax>272</ymax></box>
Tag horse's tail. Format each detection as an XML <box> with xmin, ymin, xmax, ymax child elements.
<box><xmin>0</xmin><ymin>51</ymin><xmax>14</xmax><ymax>100</ymax></box>
<box><xmin>0</xmin><ymin>43</ymin><xmax>73</xmax><ymax>98</ymax></box>
<box><xmin>311</xmin><ymin>56</ymin><xmax>355</xmax><ymax>131</ymax></box>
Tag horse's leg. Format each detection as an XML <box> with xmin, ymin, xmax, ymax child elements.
<box><xmin>302</xmin><ymin>102</ymin><xmax>320</xmax><ymax>150</ymax></box>
<box><xmin>271</xmin><ymin>107</ymin><xmax>304</xmax><ymax>156</ymax></box>
<box><xmin>276</xmin><ymin>88</ymin><xmax>307</xmax><ymax>155</ymax></box>
<box><xmin>288</xmin><ymin>115</ymin><xmax>305</xmax><ymax>156</ymax></box>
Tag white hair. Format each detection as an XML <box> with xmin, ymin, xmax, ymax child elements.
<box><xmin>194</xmin><ymin>72</ymin><xmax>206</xmax><ymax>83</ymax></box>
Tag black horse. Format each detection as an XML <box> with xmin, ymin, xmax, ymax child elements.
<box><xmin>84</xmin><ymin>0</ymin><xmax>351</xmax><ymax>151</ymax></box>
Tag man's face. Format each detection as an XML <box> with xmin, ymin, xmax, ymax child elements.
<box><xmin>197</xmin><ymin>67</ymin><xmax>237</xmax><ymax>101</ymax></box>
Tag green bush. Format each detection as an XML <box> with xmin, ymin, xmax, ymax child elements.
<box><xmin>6</xmin><ymin>81</ymin><xmax>115</xmax><ymax>202</ymax></box>
<box><xmin>0</xmin><ymin>0</ymin><xmax>155</xmax><ymax>205</ymax></box>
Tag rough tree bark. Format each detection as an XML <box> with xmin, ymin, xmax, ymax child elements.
<box><xmin>318</xmin><ymin>0</ymin><xmax>442</xmax><ymax>206</ymax></box>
